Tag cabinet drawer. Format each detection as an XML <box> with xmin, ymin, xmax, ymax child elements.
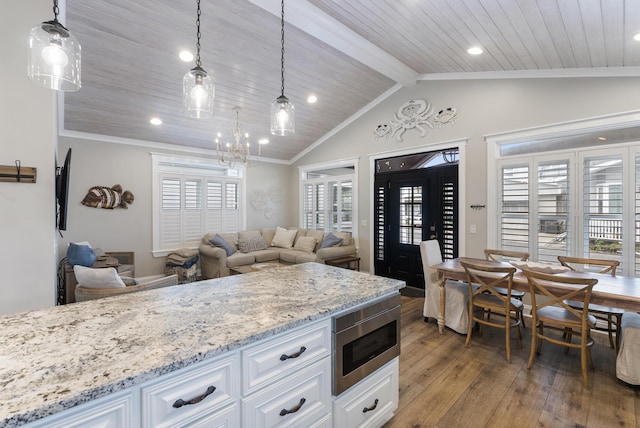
<box><xmin>242</xmin><ymin>320</ymin><xmax>330</xmax><ymax>395</ymax></box>
<box><xmin>141</xmin><ymin>354</ymin><xmax>238</xmax><ymax>428</ymax></box>
<box><xmin>188</xmin><ymin>403</ymin><xmax>239</xmax><ymax>428</ymax></box>
<box><xmin>24</xmin><ymin>389</ymin><xmax>135</xmax><ymax>428</ymax></box>
<box><xmin>242</xmin><ymin>358</ymin><xmax>331</xmax><ymax>428</ymax></box>
<box><xmin>333</xmin><ymin>358</ymin><xmax>399</xmax><ymax>428</ymax></box>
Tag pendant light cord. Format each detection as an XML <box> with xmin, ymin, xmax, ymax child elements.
<box><xmin>52</xmin><ymin>0</ymin><xmax>61</xmax><ymax>24</ymax></box>
<box><xmin>195</xmin><ymin>0</ymin><xmax>202</xmax><ymax>68</ymax></box>
<box><xmin>280</xmin><ymin>0</ymin><xmax>285</xmax><ymax>97</ymax></box>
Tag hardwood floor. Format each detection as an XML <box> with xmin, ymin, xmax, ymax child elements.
<box><xmin>384</xmin><ymin>295</ymin><xmax>640</xmax><ymax>428</ymax></box>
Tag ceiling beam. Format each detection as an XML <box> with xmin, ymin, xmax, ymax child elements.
<box><xmin>247</xmin><ymin>0</ymin><xmax>419</xmax><ymax>87</ymax></box>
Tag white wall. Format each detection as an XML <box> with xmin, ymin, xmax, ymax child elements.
<box><xmin>58</xmin><ymin>137</ymin><xmax>293</xmax><ymax>276</ymax></box>
<box><xmin>295</xmin><ymin>77</ymin><xmax>640</xmax><ymax>272</ymax></box>
<box><xmin>0</xmin><ymin>0</ymin><xmax>58</xmax><ymax>314</ymax></box>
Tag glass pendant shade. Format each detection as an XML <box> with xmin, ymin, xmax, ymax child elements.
<box><xmin>183</xmin><ymin>66</ymin><xmax>214</xmax><ymax>119</ymax></box>
<box><xmin>270</xmin><ymin>95</ymin><xmax>295</xmax><ymax>136</ymax></box>
<box><xmin>28</xmin><ymin>21</ymin><xmax>81</xmax><ymax>91</ymax></box>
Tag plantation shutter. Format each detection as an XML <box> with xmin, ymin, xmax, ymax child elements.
<box><xmin>499</xmin><ymin>165</ymin><xmax>529</xmax><ymax>254</ymax></box>
<box><xmin>441</xmin><ymin>179</ymin><xmax>455</xmax><ymax>260</ymax></box>
<box><xmin>583</xmin><ymin>155</ymin><xmax>623</xmax><ymax>268</ymax></box>
<box><xmin>183</xmin><ymin>178</ymin><xmax>203</xmax><ymax>247</ymax></box>
<box><xmin>160</xmin><ymin>177</ymin><xmax>182</xmax><ymax>249</ymax></box>
<box><xmin>537</xmin><ymin>161</ymin><xmax>569</xmax><ymax>263</ymax></box>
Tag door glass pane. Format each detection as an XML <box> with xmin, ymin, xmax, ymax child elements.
<box><xmin>537</xmin><ymin>161</ymin><xmax>569</xmax><ymax>264</ymax></box>
<box><xmin>584</xmin><ymin>156</ymin><xmax>622</xmax><ymax>268</ymax></box>
<box><xmin>399</xmin><ymin>185</ymin><xmax>422</xmax><ymax>245</ymax></box>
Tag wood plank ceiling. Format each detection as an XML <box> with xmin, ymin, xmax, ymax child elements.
<box><xmin>63</xmin><ymin>0</ymin><xmax>640</xmax><ymax>162</ymax></box>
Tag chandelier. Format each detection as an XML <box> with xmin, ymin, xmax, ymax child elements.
<box><xmin>28</xmin><ymin>0</ymin><xmax>81</xmax><ymax>91</ymax></box>
<box><xmin>216</xmin><ymin>107</ymin><xmax>267</xmax><ymax>167</ymax></box>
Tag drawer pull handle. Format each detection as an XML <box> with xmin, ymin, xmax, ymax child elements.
<box><xmin>172</xmin><ymin>385</ymin><xmax>216</xmax><ymax>408</ymax></box>
<box><xmin>279</xmin><ymin>397</ymin><xmax>306</xmax><ymax>416</ymax></box>
<box><xmin>363</xmin><ymin>398</ymin><xmax>379</xmax><ymax>413</ymax></box>
<box><xmin>280</xmin><ymin>346</ymin><xmax>307</xmax><ymax>361</ymax></box>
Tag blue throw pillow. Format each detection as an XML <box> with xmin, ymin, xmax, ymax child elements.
<box><xmin>67</xmin><ymin>243</ymin><xmax>97</xmax><ymax>267</ymax></box>
<box><xmin>209</xmin><ymin>234</ymin><xmax>235</xmax><ymax>256</ymax></box>
<box><xmin>319</xmin><ymin>232</ymin><xmax>343</xmax><ymax>249</ymax></box>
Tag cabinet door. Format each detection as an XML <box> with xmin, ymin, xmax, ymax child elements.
<box><xmin>333</xmin><ymin>358</ymin><xmax>398</xmax><ymax>428</ymax></box>
<box><xmin>141</xmin><ymin>354</ymin><xmax>238</xmax><ymax>428</ymax></box>
<box><xmin>242</xmin><ymin>358</ymin><xmax>331</xmax><ymax>428</ymax></box>
<box><xmin>24</xmin><ymin>389</ymin><xmax>135</xmax><ymax>428</ymax></box>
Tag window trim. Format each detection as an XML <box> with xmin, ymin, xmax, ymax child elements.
<box><xmin>298</xmin><ymin>157</ymin><xmax>359</xmax><ymax>239</ymax></box>
<box><xmin>151</xmin><ymin>153</ymin><xmax>246</xmax><ymax>257</ymax></box>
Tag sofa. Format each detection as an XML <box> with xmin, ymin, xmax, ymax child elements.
<box><xmin>199</xmin><ymin>226</ymin><xmax>357</xmax><ymax>279</ymax></box>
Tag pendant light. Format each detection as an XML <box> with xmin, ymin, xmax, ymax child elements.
<box><xmin>270</xmin><ymin>0</ymin><xmax>294</xmax><ymax>136</ymax></box>
<box><xmin>183</xmin><ymin>0</ymin><xmax>214</xmax><ymax>119</ymax></box>
<box><xmin>28</xmin><ymin>0</ymin><xmax>81</xmax><ymax>91</ymax></box>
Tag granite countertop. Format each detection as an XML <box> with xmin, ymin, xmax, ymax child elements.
<box><xmin>0</xmin><ymin>262</ymin><xmax>404</xmax><ymax>427</ymax></box>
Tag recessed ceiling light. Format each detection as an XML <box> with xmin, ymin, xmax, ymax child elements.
<box><xmin>179</xmin><ymin>50</ymin><xmax>194</xmax><ymax>62</ymax></box>
<box><xmin>259</xmin><ymin>138</ymin><xmax>269</xmax><ymax>145</ymax></box>
<box><xmin>307</xmin><ymin>95</ymin><xmax>318</xmax><ymax>104</ymax></box>
<box><xmin>467</xmin><ymin>46</ymin><xmax>483</xmax><ymax>55</ymax></box>
<box><xmin>634</xmin><ymin>33</ymin><xmax>640</xmax><ymax>41</ymax></box>
<box><xmin>598</xmin><ymin>136</ymin><xmax>608</xmax><ymax>141</ymax></box>
<box><xmin>150</xmin><ymin>117</ymin><xmax>162</xmax><ymax>125</ymax></box>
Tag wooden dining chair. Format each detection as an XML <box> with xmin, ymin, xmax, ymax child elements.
<box><xmin>484</xmin><ymin>248</ymin><xmax>529</xmax><ymax>327</ymax></box>
<box><xmin>460</xmin><ymin>259</ymin><xmax>523</xmax><ymax>363</ymax></box>
<box><xmin>557</xmin><ymin>255</ymin><xmax>623</xmax><ymax>351</ymax></box>
<box><xmin>523</xmin><ymin>269</ymin><xmax>598</xmax><ymax>388</ymax></box>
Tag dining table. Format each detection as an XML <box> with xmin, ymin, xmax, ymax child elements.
<box><xmin>432</xmin><ymin>257</ymin><xmax>640</xmax><ymax>335</ymax></box>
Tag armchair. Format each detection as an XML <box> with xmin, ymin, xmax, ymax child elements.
<box><xmin>75</xmin><ymin>268</ymin><xmax>178</xmax><ymax>302</ymax></box>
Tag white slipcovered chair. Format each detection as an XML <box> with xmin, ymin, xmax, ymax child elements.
<box><xmin>616</xmin><ymin>312</ymin><xmax>640</xmax><ymax>385</ymax></box>
<box><xmin>420</xmin><ymin>240</ymin><xmax>469</xmax><ymax>334</ymax></box>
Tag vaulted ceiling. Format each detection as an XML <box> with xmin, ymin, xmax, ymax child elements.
<box><xmin>62</xmin><ymin>0</ymin><xmax>640</xmax><ymax>162</ymax></box>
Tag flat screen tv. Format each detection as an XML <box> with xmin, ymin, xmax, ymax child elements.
<box><xmin>56</xmin><ymin>148</ymin><xmax>72</xmax><ymax>231</ymax></box>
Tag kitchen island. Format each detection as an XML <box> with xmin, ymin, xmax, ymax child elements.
<box><xmin>0</xmin><ymin>262</ymin><xmax>404</xmax><ymax>427</ymax></box>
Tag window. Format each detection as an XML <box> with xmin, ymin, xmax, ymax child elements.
<box><xmin>300</xmin><ymin>160</ymin><xmax>357</xmax><ymax>236</ymax></box>
<box><xmin>495</xmin><ymin>147</ymin><xmax>639</xmax><ymax>275</ymax></box>
<box><xmin>152</xmin><ymin>154</ymin><xmax>244</xmax><ymax>256</ymax></box>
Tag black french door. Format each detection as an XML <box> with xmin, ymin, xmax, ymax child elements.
<box><xmin>374</xmin><ymin>164</ymin><xmax>458</xmax><ymax>288</ymax></box>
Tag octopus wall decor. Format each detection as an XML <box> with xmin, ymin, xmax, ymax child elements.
<box><xmin>374</xmin><ymin>99</ymin><xmax>459</xmax><ymax>142</ymax></box>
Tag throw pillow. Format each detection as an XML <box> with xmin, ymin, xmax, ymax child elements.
<box><xmin>306</xmin><ymin>229</ymin><xmax>325</xmax><ymax>252</ymax></box>
<box><xmin>333</xmin><ymin>231</ymin><xmax>351</xmax><ymax>246</ymax></box>
<box><xmin>67</xmin><ymin>243</ymin><xmax>97</xmax><ymax>267</ymax></box>
<box><xmin>319</xmin><ymin>232</ymin><xmax>343</xmax><ymax>249</ymax></box>
<box><xmin>238</xmin><ymin>230</ymin><xmax>261</xmax><ymax>241</ymax></box>
<box><xmin>209</xmin><ymin>234</ymin><xmax>235</xmax><ymax>256</ymax></box>
<box><xmin>238</xmin><ymin>236</ymin><xmax>268</xmax><ymax>253</ymax></box>
<box><xmin>271</xmin><ymin>226</ymin><xmax>298</xmax><ymax>249</ymax></box>
<box><xmin>293</xmin><ymin>236</ymin><xmax>317</xmax><ymax>253</ymax></box>
<box><xmin>74</xmin><ymin>265</ymin><xmax>125</xmax><ymax>289</ymax></box>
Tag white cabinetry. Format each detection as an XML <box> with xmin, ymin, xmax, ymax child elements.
<box><xmin>242</xmin><ymin>319</ymin><xmax>332</xmax><ymax>427</ymax></box>
<box><xmin>141</xmin><ymin>353</ymin><xmax>238</xmax><ymax>427</ymax></box>
<box><xmin>333</xmin><ymin>358</ymin><xmax>399</xmax><ymax>428</ymax></box>
<box><xmin>23</xmin><ymin>318</ymin><xmax>399</xmax><ymax>428</ymax></box>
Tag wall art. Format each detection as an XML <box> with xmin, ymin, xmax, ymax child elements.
<box><xmin>250</xmin><ymin>185</ymin><xmax>283</xmax><ymax>219</ymax></box>
<box><xmin>81</xmin><ymin>184</ymin><xmax>134</xmax><ymax>209</ymax></box>
<box><xmin>374</xmin><ymin>99</ymin><xmax>459</xmax><ymax>142</ymax></box>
